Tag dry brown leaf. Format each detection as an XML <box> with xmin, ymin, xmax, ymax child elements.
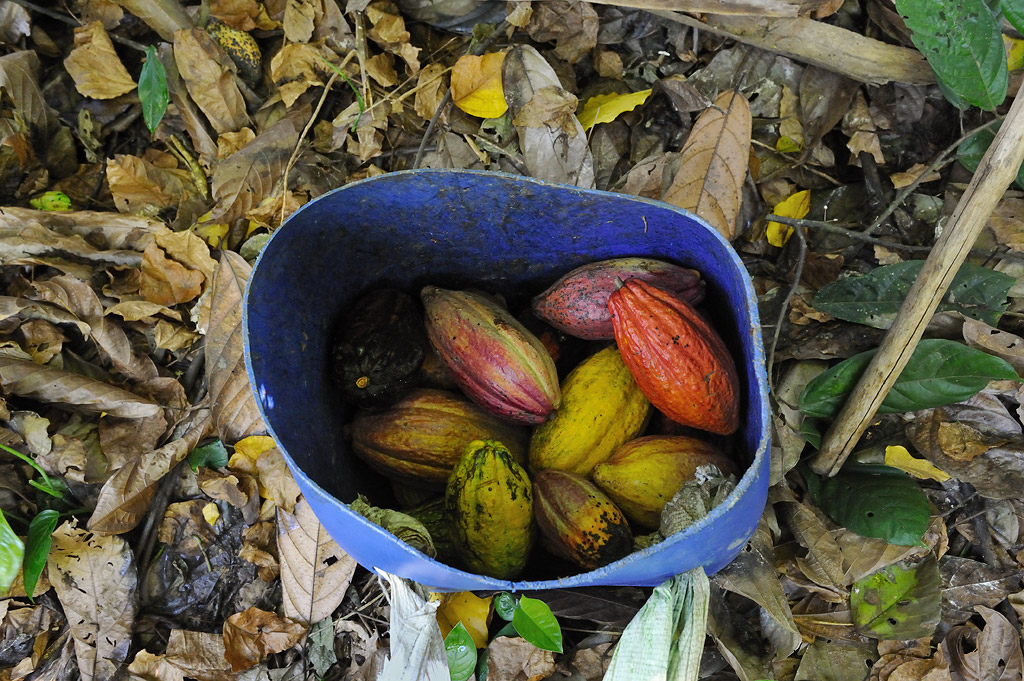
<box><xmin>217</xmin><ymin>128</ymin><xmax>256</xmax><ymax>158</ymax></box>
<box><xmin>112</xmin><ymin>0</ymin><xmax>192</xmax><ymax>41</ymax></box>
<box><xmin>127</xmin><ymin>650</ymin><xmax>185</xmax><ymax>681</ymax></box>
<box><xmin>63</xmin><ymin>22</ymin><xmax>136</xmax><ymax>99</ymax></box>
<box><xmin>140</xmin><ymin>244</ymin><xmax>205</xmax><ymax>306</ymax></box>
<box><xmin>945</xmin><ymin>607</ymin><xmax>1023</xmax><ymax>681</ymax></box>
<box><xmin>104</xmin><ymin>300</ymin><xmax>181</xmax><ymax>322</ymax></box>
<box><xmin>164</xmin><ymin>630</ymin><xmax>237</xmax><ymax>681</ymax></box>
<box><xmin>173</xmin><ymin>27</ymin><xmax>248</xmax><ymax>134</ymax></box>
<box><xmin>99</xmin><ymin>414</ymin><xmax>167</xmax><ymax>470</ymax></box>
<box><xmin>222</xmin><ymin>607</ymin><xmax>305</xmax><ymax>671</ymax></box>
<box><xmin>106</xmin><ymin>154</ymin><xmax>195</xmax><ymax>215</ymax></box>
<box><xmin>365</xmin><ymin>52</ymin><xmax>398</xmax><ymax>87</ymax></box>
<box><xmin>197</xmin><ymin>468</ymin><xmax>260</xmax><ymax>522</ymax></box>
<box><xmin>511</xmin><ymin>85</ymin><xmax>579</xmax><ymax>133</ymax></box>
<box><xmin>0</xmin><ymin>207</ymin><xmax>169</xmax><ymax>252</ymax></box>
<box><xmin>283</xmin><ymin>0</ymin><xmax>316</xmax><ymax>42</ymax></box>
<box><xmin>269</xmin><ymin>43</ymin><xmax>327</xmax><ymax>108</ymax></box>
<box><xmin>0</xmin><ymin>52</ymin><xmax>60</xmax><ymax>138</ymax></box>
<box><xmin>962</xmin><ymin>317</ymin><xmax>1024</xmax><ymax>376</ymax></box>
<box><xmin>50</xmin><ymin>519</ymin><xmax>138</xmax><ymax>681</ymax></box>
<box><xmin>775</xmin><ymin>493</ymin><xmax>845</xmax><ymax>589</ymax></box>
<box><xmin>987</xmin><ymin>197</ymin><xmax>1024</xmax><ymax>251</ymax></box>
<box><xmin>365</xmin><ymin>0</ymin><xmax>419</xmax><ymax>75</ymax></box>
<box><xmin>662</xmin><ymin>89</ymin><xmax>751</xmax><ymax>240</ymax></box>
<box><xmin>414</xmin><ymin>62</ymin><xmax>448</xmax><ymax>119</ymax></box>
<box><xmin>206</xmin><ymin>251</ymin><xmax>266</xmax><ymax>444</ymax></box>
<box><xmin>156</xmin><ymin>230</ymin><xmax>217</xmax><ymax>281</ymax></box>
<box><xmin>89</xmin><ymin>408</ymin><xmax>211</xmax><ymax>534</ymax></box>
<box><xmin>486</xmin><ymin>636</ymin><xmax>557</xmax><ymax>681</ymax></box>
<box><xmin>210</xmin><ymin>0</ymin><xmax>264</xmax><ymax>30</ymax></box>
<box><xmin>797</xmin><ymin>66</ymin><xmax>859</xmax><ymax>162</ymax></box>
<box><xmin>0</xmin><ymin>356</ymin><xmax>160</xmax><ymax>418</ymax></box>
<box><xmin>0</xmin><ymin>295</ymin><xmax>89</xmax><ymax>337</ymax></box>
<box><xmin>255</xmin><ymin>446</ymin><xmax>301</xmax><ymax>512</ymax></box>
<box><xmin>525</xmin><ymin>0</ymin><xmax>598</xmax><ymax>64</ymax></box>
<box><xmin>154</xmin><ymin>320</ymin><xmax>202</xmax><ymax>352</ymax></box>
<box><xmin>277</xmin><ymin>498</ymin><xmax>358</xmax><ymax>625</ymax></box>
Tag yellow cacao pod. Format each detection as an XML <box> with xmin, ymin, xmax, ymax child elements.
<box><xmin>529</xmin><ymin>345</ymin><xmax>650</xmax><ymax>477</ymax></box>
<box><xmin>445</xmin><ymin>439</ymin><xmax>535</xmax><ymax>579</ymax></box>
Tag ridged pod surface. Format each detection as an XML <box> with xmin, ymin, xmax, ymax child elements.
<box><xmin>531</xmin><ymin>257</ymin><xmax>705</xmax><ymax>340</ymax></box>
<box><xmin>608</xmin><ymin>279</ymin><xmax>739</xmax><ymax>435</ymax></box>
<box><xmin>421</xmin><ymin>286</ymin><xmax>560</xmax><ymax>424</ymax></box>
<box><xmin>532</xmin><ymin>469</ymin><xmax>632</xmax><ymax>571</ymax></box>
<box><xmin>529</xmin><ymin>346</ymin><xmax>650</xmax><ymax>477</ymax></box>
<box><xmin>445</xmin><ymin>439</ymin><xmax>535</xmax><ymax>579</ymax></box>
<box><xmin>592</xmin><ymin>435</ymin><xmax>736</xmax><ymax>528</ymax></box>
<box><xmin>350</xmin><ymin>389</ymin><xmax>529</xmax><ymax>489</ymax></box>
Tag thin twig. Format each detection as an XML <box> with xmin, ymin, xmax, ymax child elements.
<box><xmin>749</xmin><ymin>139</ymin><xmax>842</xmax><ymax>186</ymax></box>
<box><xmin>767</xmin><ymin>225</ymin><xmax>806</xmax><ymax>392</ymax></box>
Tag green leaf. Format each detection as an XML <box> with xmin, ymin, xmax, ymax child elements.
<box><xmin>959</xmin><ymin>121</ymin><xmax>1024</xmax><ymax>189</ymax></box>
<box><xmin>0</xmin><ymin>509</ymin><xmax>24</xmax><ymax>595</ymax></box>
<box><xmin>139</xmin><ymin>45</ymin><xmax>169</xmax><ymax>134</ymax></box>
<box><xmin>1003</xmin><ymin>0</ymin><xmax>1024</xmax><ymax>34</ymax></box>
<box><xmin>813</xmin><ymin>261</ymin><xmax>1014</xmax><ymax>329</ymax></box>
<box><xmin>494</xmin><ymin>592</ymin><xmax>518</xmax><ymax>621</ymax></box>
<box><xmin>895</xmin><ymin>0</ymin><xmax>1007</xmax><ymax>110</ymax></box>
<box><xmin>851</xmin><ymin>557</ymin><xmax>941</xmax><ymax>639</ymax></box>
<box><xmin>474</xmin><ymin>649</ymin><xmax>489</xmax><ymax>681</ymax></box>
<box><xmin>800</xmin><ymin>418</ymin><xmax>821</xmax><ymax>449</ymax></box>
<box><xmin>444</xmin><ymin>622</ymin><xmax>477</xmax><ymax>681</ymax></box>
<box><xmin>811</xmin><ymin>464</ymin><xmax>931</xmax><ymax>546</ymax></box>
<box><xmin>187</xmin><ymin>440</ymin><xmax>229</xmax><ymax>471</ymax></box>
<box><xmin>23</xmin><ymin>509</ymin><xmax>59</xmax><ymax>600</ymax></box>
<box><xmin>799</xmin><ymin>339</ymin><xmax>1019</xmax><ymax>419</ymax></box>
<box><xmin>512</xmin><ymin>596</ymin><xmax>562</xmax><ymax>653</ymax></box>
<box><xmin>493</xmin><ymin>621</ymin><xmax>517</xmax><ymax>639</ymax></box>
<box><xmin>308</xmin><ymin>617</ymin><xmax>337</xmax><ymax>677</ymax></box>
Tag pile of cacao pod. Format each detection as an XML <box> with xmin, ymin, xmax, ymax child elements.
<box><xmin>331</xmin><ymin>257</ymin><xmax>742</xmax><ymax>580</ymax></box>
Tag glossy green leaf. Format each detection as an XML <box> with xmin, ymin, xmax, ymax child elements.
<box><xmin>512</xmin><ymin>596</ymin><xmax>562</xmax><ymax>653</ymax></box>
<box><xmin>475</xmin><ymin>649</ymin><xmax>489</xmax><ymax>681</ymax></box>
<box><xmin>812</xmin><ymin>464</ymin><xmax>931</xmax><ymax>546</ymax></box>
<box><xmin>851</xmin><ymin>557</ymin><xmax>941</xmax><ymax>639</ymax></box>
<box><xmin>444</xmin><ymin>622</ymin><xmax>477</xmax><ymax>681</ymax></box>
<box><xmin>494</xmin><ymin>592</ymin><xmax>517</xmax><ymax>621</ymax></box>
<box><xmin>813</xmin><ymin>261</ymin><xmax>1013</xmax><ymax>329</ymax></box>
<box><xmin>799</xmin><ymin>339</ymin><xmax>1019</xmax><ymax>419</ymax></box>
<box><xmin>1003</xmin><ymin>0</ymin><xmax>1024</xmax><ymax>35</ymax></box>
<box><xmin>957</xmin><ymin>122</ymin><xmax>1024</xmax><ymax>190</ymax></box>
<box><xmin>139</xmin><ymin>45</ymin><xmax>169</xmax><ymax>134</ymax></box>
<box><xmin>0</xmin><ymin>509</ymin><xmax>24</xmax><ymax>595</ymax></box>
<box><xmin>895</xmin><ymin>0</ymin><xmax>1007</xmax><ymax>110</ymax></box>
<box><xmin>23</xmin><ymin>509</ymin><xmax>58</xmax><ymax>599</ymax></box>
<box><xmin>187</xmin><ymin>440</ymin><xmax>229</xmax><ymax>471</ymax></box>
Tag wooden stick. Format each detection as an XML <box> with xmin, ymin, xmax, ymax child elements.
<box><xmin>810</xmin><ymin>80</ymin><xmax>1024</xmax><ymax>477</ymax></box>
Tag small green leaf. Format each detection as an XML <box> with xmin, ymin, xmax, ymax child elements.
<box><xmin>494</xmin><ymin>592</ymin><xmax>518</xmax><ymax>621</ymax></box>
<box><xmin>851</xmin><ymin>557</ymin><xmax>941</xmax><ymax>639</ymax></box>
<box><xmin>813</xmin><ymin>261</ymin><xmax>1014</xmax><ymax>329</ymax></box>
<box><xmin>895</xmin><ymin>0</ymin><xmax>1007</xmax><ymax>110</ymax></box>
<box><xmin>187</xmin><ymin>440</ymin><xmax>229</xmax><ymax>471</ymax></box>
<box><xmin>475</xmin><ymin>649</ymin><xmax>489</xmax><ymax>681</ymax></box>
<box><xmin>800</xmin><ymin>418</ymin><xmax>821</xmax><ymax>450</ymax></box>
<box><xmin>512</xmin><ymin>596</ymin><xmax>562</xmax><ymax>653</ymax></box>
<box><xmin>812</xmin><ymin>464</ymin><xmax>930</xmax><ymax>546</ymax></box>
<box><xmin>139</xmin><ymin>45</ymin><xmax>169</xmax><ymax>134</ymax></box>
<box><xmin>0</xmin><ymin>509</ymin><xmax>24</xmax><ymax>595</ymax></box>
<box><xmin>493</xmin><ymin>621</ymin><xmax>517</xmax><ymax>639</ymax></box>
<box><xmin>444</xmin><ymin>622</ymin><xmax>477</xmax><ymax>681</ymax></box>
<box><xmin>308</xmin><ymin>617</ymin><xmax>337</xmax><ymax>677</ymax></box>
<box><xmin>1003</xmin><ymin>0</ymin><xmax>1024</xmax><ymax>35</ymax></box>
<box><xmin>23</xmin><ymin>509</ymin><xmax>59</xmax><ymax>599</ymax></box>
<box><xmin>799</xmin><ymin>339</ymin><xmax>1019</xmax><ymax>419</ymax></box>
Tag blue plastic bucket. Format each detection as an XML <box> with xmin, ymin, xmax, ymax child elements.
<box><xmin>244</xmin><ymin>169</ymin><xmax>770</xmax><ymax>591</ymax></box>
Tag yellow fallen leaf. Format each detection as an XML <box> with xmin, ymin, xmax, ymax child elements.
<box><xmin>885</xmin><ymin>445</ymin><xmax>950</xmax><ymax>482</ymax></box>
<box><xmin>451</xmin><ymin>52</ymin><xmax>508</xmax><ymax>119</ymax></box>
<box><xmin>766</xmin><ymin>189</ymin><xmax>810</xmax><ymax>247</ymax></box>
<box><xmin>229</xmin><ymin>435</ymin><xmax>277</xmax><ymax>474</ymax></box>
<box><xmin>578</xmin><ymin>89</ymin><xmax>652</xmax><ymax>131</ymax></box>
<box><xmin>202</xmin><ymin>502</ymin><xmax>221</xmax><ymax>526</ymax></box>
<box><xmin>193</xmin><ymin>221</ymin><xmax>230</xmax><ymax>248</ymax></box>
<box><xmin>434</xmin><ymin>591</ymin><xmax>492</xmax><ymax>649</ymax></box>
<box><xmin>775</xmin><ymin>135</ymin><xmax>802</xmax><ymax>154</ymax></box>
<box><xmin>1006</xmin><ymin>35</ymin><xmax>1024</xmax><ymax>71</ymax></box>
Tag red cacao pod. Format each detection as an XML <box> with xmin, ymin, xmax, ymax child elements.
<box><xmin>608</xmin><ymin>279</ymin><xmax>739</xmax><ymax>435</ymax></box>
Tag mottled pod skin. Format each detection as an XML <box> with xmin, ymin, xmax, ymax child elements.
<box><xmin>592</xmin><ymin>435</ymin><xmax>736</xmax><ymax>528</ymax></box>
<box><xmin>531</xmin><ymin>257</ymin><xmax>705</xmax><ymax>340</ymax></box>
<box><xmin>445</xmin><ymin>439</ymin><xmax>535</xmax><ymax>579</ymax></box>
<box><xmin>608</xmin><ymin>279</ymin><xmax>739</xmax><ymax>435</ymax></box>
<box><xmin>421</xmin><ymin>286</ymin><xmax>561</xmax><ymax>425</ymax></box>
<box><xmin>532</xmin><ymin>469</ymin><xmax>633</xmax><ymax>571</ymax></box>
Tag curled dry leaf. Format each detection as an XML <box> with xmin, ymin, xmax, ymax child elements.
<box><xmin>206</xmin><ymin>251</ymin><xmax>267</xmax><ymax>444</ymax></box>
<box><xmin>525</xmin><ymin>0</ymin><xmax>599</xmax><ymax>64</ymax></box>
<box><xmin>164</xmin><ymin>630</ymin><xmax>237</xmax><ymax>681</ymax></box>
<box><xmin>105</xmin><ymin>154</ymin><xmax>196</xmax><ymax>216</ymax></box>
<box><xmin>223</xmin><ymin>607</ymin><xmax>305</xmax><ymax>671</ymax></box>
<box><xmin>944</xmin><ymin>606</ymin><xmax>1023</xmax><ymax>681</ymax></box>
<box><xmin>50</xmin><ymin>519</ymin><xmax>138</xmax><ymax>681</ymax></box>
<box><xmin>127</xmin><ymin>650</ymin><xmax>185</xmax><ymax>681</ymax></box>
<box><xmin>283</xmin><ymin>0</ymin><xmax>316</xmax><ymax>42</ymax></box>
<box><xmin>0</xmin><ymin>51</ymin><xmax>60</xmax><ymax>137</ymax></box>
<box><xmin>962</xmin><ymin>317</ymin><xmax>1024</xmax><ymax>376</ymax></box>
<box><xmin>172</xmin><ymin>27</ymin><xmax>248</xmax><ymax>134</ymax></box>
<box><xmin>140</xmin><ymin>244</ymin><xmax>205</xmax><ymax>306</ymax></box>
<box><xmin>63</xmin><ymin>22</ymin><xmax>136</xmax><ymax>99</ymax></box>
<box><xmin>0</xmin><ymin>357</ymin><xmax>160</xmax><ymax>418</ymax></box>
<box><xmin>276</xmin><ymin>498</ymin><xmax>358</xmax><ymax>625</ymax></box>
<box><xmin>662</xmin><ymin>89</ymin><xmax>751</xmax><ymax>240</ymax></box>
<box><xmin>486</xmin><ymin>636</ymin><xmax>557</xmax><ymax>681</ymax></box>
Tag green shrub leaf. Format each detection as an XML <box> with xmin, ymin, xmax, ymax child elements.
<box><xmin>895</xmin><ymin>0</ymin><xmax>1007</xmax><ymax>110</ymax></box>
<box><xmin>799</xmin><ymin>339</ymin><xmax>1019</xmax><ymax>419</ymax></box>
<box><xmin>444</xmin><ymin>622</ymin><xmax>477</xmax><ymax>681</ymax></box>
<box><xmin>139</xmin><ymin>45</ymin><xmax>169</xmax><ymax>134</ymax></box>
<box><xmin>494</xmin><ymin>592</ymin><xmax>518</xmax><ymax>621</ymax></box>
<box><xmin>813</xmin><ymin>261</ymin><xmax>1013</xmax><ymax>329</ymax></box>
<box><xmin>187</xmin><ymin>440</ymin><xmax>229</xmax><ymax>470</ymax></box>
<box><xmin>24</xmin><ymin>509</ymin><xmax>59</xmax><ymax>600</ymax></box>
<box><xmin>811</xmin><ymin>464</ymin><xmax>931</xmax><ymax>546</ymax></box>
<box><xmin>1003</xmin><ymin>0</ymin><xmax>1024</xmax><ymax>35</ymax></box>
<box><xmin>958</xmin><ymin>121</ymin><xmax>1024</xmax><ymax>190</ymax></box>
<box><xmin>0</xmin><ymin>509</ymin><xmax>24</xmax><ymax>596</ymax></box>
<box><xmin>512</xmin><ymin>596</ymin><xmax>563</xmax><ymax>653</ymax></box>
<box><xmin>851</xmin><ymin>557</ymin><xmax>941</xmax><ymax>639</ymax></box>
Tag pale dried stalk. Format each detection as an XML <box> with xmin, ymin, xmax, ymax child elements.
<box><xmin>811</xmin><ymin>79</ymin><xmax>1024</xmax><ymax>477</ymax></box>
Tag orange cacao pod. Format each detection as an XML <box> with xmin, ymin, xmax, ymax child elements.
<box><xmin>608</xmin><ymin>279</ymin><xmax>739</xmax><ymax>435</ymax></box>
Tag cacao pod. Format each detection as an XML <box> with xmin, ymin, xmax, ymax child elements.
<box><xmin>592</xmin><ymin>435</ymin><xmax>736</xmax><ymax>528</ymax></box>
<box><xmin>529</xmin><ymin>346</ymin><xmax>651</xmax><ymax>477</ymax></box>
<box><xmin>421</xmin><ymin>286</ymin><xmax>560</xmax><ymax>424</ymax></box>
<box><xmin>532</xmin><ymin>258</ymin><xmax>705</xmax><ymax>340</ymax></box>
<box><xmin>532</xmin><ymin>469</ymin><xmax>632</xmax><ymax>571</ymax></box>
<box><xmin>350</xmin><ymin>389</ymin><xmax>529</xmax><ymax>488</ymax></box>
<box><xmin>608</xmin><ymin>279</ymin><xmax>739</xmax><ymax>435</ymax></box>
<box><xmin>446</xmin><ymin>439</ymin><xmax>535</xmax><ymax>579</ymax></box>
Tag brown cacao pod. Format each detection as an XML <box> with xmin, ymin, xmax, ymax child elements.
<box><xmin>350</xmin><ymin>388</ymin><xmax>529</xmax><ymax>489</ymax></box>
<box><xmin>532</xmin><ymin>258</ymin><xmax>705</xmax><ymax>340</ymax></box>
<box><xmin>532</xmin><ymin>469</ymin><xmax>632</xmax><ymax>571</ymax></box>
<box><xmin>592</xmin><ymin>435</ymin><xmax>735</xmax><ymax>528</ymax></box>
<box><xmin>608</xmin><ymin>279</ymin><xmax>739</xmax><ymax>435</ymax></box>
